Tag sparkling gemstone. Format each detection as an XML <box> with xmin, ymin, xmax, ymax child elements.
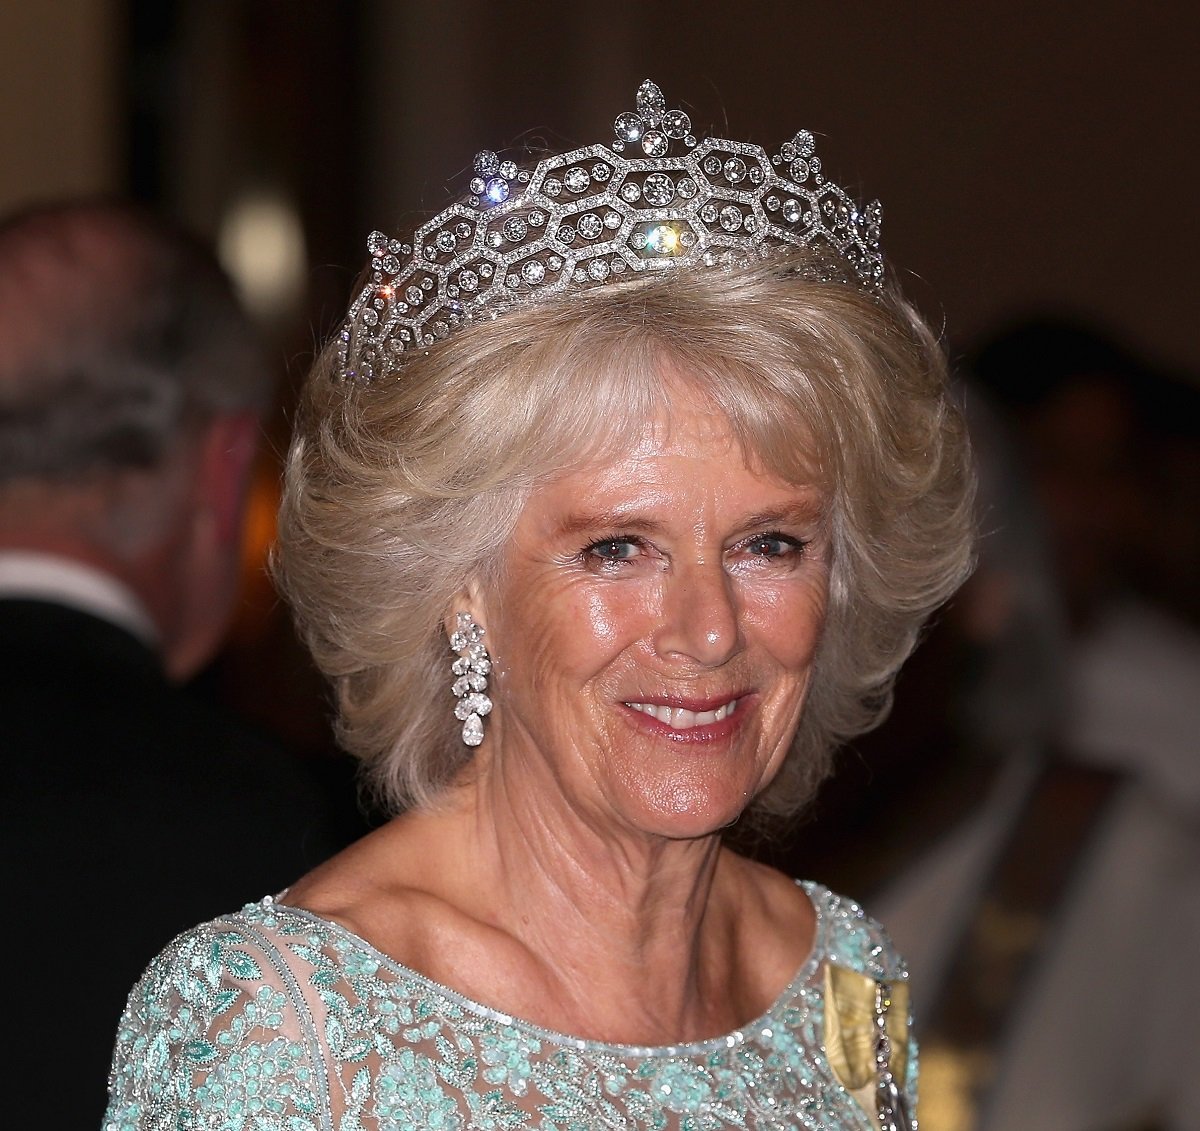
<box><xmin>544</xmin><ymin>178</ymin><xmax>563</xmax><ymax>197</ymax></box>
<box><xmin>723</xmin><ymin>157</ymin><xmax>748</xmax><ymax>183</ymax></box>
<box><xmin>521</xmin><ymin>260</ymin><xmax>546</xmax><ymax>284</ymax></box>
<box><xmin>474</xmin><ymin>150</ymin><xmax>500</xmax><ymax>176</ymax></box>
<box><xmin>462</xmin><ymin>714</ymin><xmax>484</xmax><ymax>746</ymax></box>
<box><xmin>614</xmin><ymin>112</ymin><xmax>643</xmax><ymax>143</ymax></box>
<box><xmin>499</xmin><ymin>160</ymin><xmax>518</xmax><ymax>179</ymax></box>
<box><xmin>381</xmin><ymin>254</ymin><xmax>401</xmax><ymax>274</ymax></box>
<box><xmin>435</xmin><ymin>231</ymin><xmax>457</xmax><ymax>253</ymax></box>
<box><xmin>620</xmin><ymin>182</ymin><xmax>641</xmax><ymax>202</ymax></box>
<box><xmin>790</xmin><ymin>158</ymin><xmax>810</xmax><ymax>182</ymax></box>
<box><xmin>479</xmin><ymin>263</ymin><xmax>494</xmax><ymax>277</ymax></box>
<box><xmin>458</xmin><ymin>269</ymin><xmax>479</xmax><ymax>292</ymax></box>
<box><xmin>587</xmin><ymin>259</ymin><xmax>610</xmax><ymax>281</ymax></box>
<box><xmin>431</xmin><ymin>320</ymin><xmax>448</xmax><ymax>339</ymax></box>
<box><xmin>744</xmin><ymin>215</ymin><xmax>758</xmax><ymax>233</ymax></box>
<box><xmin>676</xmin><ymin>177</ymin><xmax>697</xmax><ymax>198</ymax></box>
<box><xmin>719</xmin><ymin>206</ymin><xmax>743</xmax><ymax>231</ymax></box>
<box><xmin>576</xmin><ymin>213</ymin><xmax>603</xmax><ymax>239</ymax></box>
<box><xmin>557</xmin><ymin>225</ymin><xmax>576</xmax><ymax>243</ymax></box>
<box><xmin>703</xmin><ymin>155</ymin><xmax>722</xmax><ymax>176</ymax></box>
<box><xmin>487</xmin><ymin>232</ymin><xmax>503</xmax><ymax>248</ymax></box>
<box><xmin>547</xmin><ymin>255</ymin><xmax>563</xmax><ymax>270</ymax></box>
<box><xmin>564</xmin><ymin>167</ymin><xmax>591</xmax><ymax>193</ymax></box>
<box><xmin>822</xmin><ymin>198</ymin><xmax>836</xmax><ymax>217</ymax></box>
<box><xmin>591</xmin><ymin>162</ymin><xmax>611</xmax><ymax>181</ymax></box>
<box><xmin>505</xmin><ymin>275</ymin><xmax>520</xmax><ymax>289</ymax></box>
<box><xmin>765</xmin><ymin>195</ymin><xmax>781</xmax><ymax>211</ymax></box>
<box><xmin>792</xmin><ymin>130</ymin><xmax>815</xmax><ymax>158</ymax></box>
<box><xmin>503</xmin><ymin>217</ymin><xmax>528</xmax><ymax>242</ymax></box>
<box><xmin>485</xmin><ymin>177</ymin><xmax>509</xmax><ymax>203</ymax></box>
<box><xmin>630</xmin><ymin>230</ymin><xmax>648</xmax><ymax>250</ymax></box>
<box><xmin>405</xmin><ymin>286</ymin><xmax>424</xmax><ymax>305</ymax></box>
<box><xmin>663</xmin><ymin>109</ymin><xmax>691</xmax><ymax>139</ymax></box>
<box><xmin>642</xmin><ymin>173</ymin><xmax>675</xmax><ymax>207</ymax></box>
<box><xmin>783</xmin><ymin>199</ymin><xmax>802</xmax><ymax>223</ymax></box>
<box><xmin>679</xmin><ymin>230</ymin><xmax>696</xmax><ymax>247</ymax></box>
<box><xmin>423</xmin><ymin>247</ymin><xmax>437</xmax><ymax>261</ymax></box>
<box><xmin>361</xmin><ymin>308</ymin><xmax>378</xmax><ymax>327</ymax></box>
<box><xmin>603</xmin><ymin>211</ymin><xmax>621</xmax><ymax>229</ymax></box>
<box><xmin>572</xmin><ymin>268</ymin><xmax>586</xmax><ymax>282</ymax></box>
<box><xmin>646</xmin><ymin>223</ymin><xmax>681</xmax><ymax>255</ymax></box>
<box><xmin>700</xmin><ymin>203</ymin><xmax>719</xmax><ymax>223</ymax></box>
<box><xmin>455</xmin><ymin>222</ymin><xmax>472</xmax><ymax>239</ymax></box>
<box><xmin>749</xmin><ymin>167</ymin><xmax>764</xmax><ymax>184</ymax></box>
<box><xmin>367</xmin><ymin>231</ymin><xmax>387</xmax><ymax>255</ymax></box>
<box><xmin>641</xmin><ymin>130</ymin><xmax>668</xmax><ymax>157</ymax></box>
<box><xmin>528</xmin><ymin>210</ymin><xmax>546</xmax><ymax>227</ymax></box>
<box><xmin>421</xmin><ymin>277</ymin><xmax>434</xmax><ymax>290</ymax></box>
<box><xmin>637</xmin><ymin>79</ymin><xmax>665</xmax><ymax>119</ymax></box>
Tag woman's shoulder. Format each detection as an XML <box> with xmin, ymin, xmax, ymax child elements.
<box><xmin>802</xmin><ymin>880</ymin><xmax>909</xmax><ymax>983</ymax></box>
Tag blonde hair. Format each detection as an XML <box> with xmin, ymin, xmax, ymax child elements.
<box><xmin>276</xmin><ymin>250</ymin><xmax>975</xmax><ymax>820</ymax></box>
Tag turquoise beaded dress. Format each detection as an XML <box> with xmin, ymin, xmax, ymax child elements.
<box><xmin>104</xmin><ymin>882</ymin><xmax>915</xmax><ymax>1130</ymax></box>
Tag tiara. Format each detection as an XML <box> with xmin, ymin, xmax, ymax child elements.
<box><xmin>338</xmin><ymin>80</ymin><xmax>883</xmax><ymax>382</ymax></box>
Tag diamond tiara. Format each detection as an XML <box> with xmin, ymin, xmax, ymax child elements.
<box><xmin>338</xmin><ymin>80</ymin><xmax>883</xmax><ymax>382</ymax></box>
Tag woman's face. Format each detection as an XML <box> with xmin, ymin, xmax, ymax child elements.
<box><xmin>470</xmin><ymin>387</ymin><xmax>830</xmax><ymax>842</ymax></box>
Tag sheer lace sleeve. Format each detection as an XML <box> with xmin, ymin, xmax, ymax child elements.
<box><xmin>103</xmin><ymin>906</ymin><xmax>328</xmax><ymax>1130</ymax></box>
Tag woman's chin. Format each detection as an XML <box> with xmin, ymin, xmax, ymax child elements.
<box><xmin>606</xmin><ymin>778</ymin><xmax>758</xmax><ymax>843</ymax></box>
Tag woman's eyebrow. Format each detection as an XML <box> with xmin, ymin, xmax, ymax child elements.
<box><xmin>552</xmin><ymin>510</ymin><xmax>667</xmax><ymax>538</ymax></box>
<box><xmin>739</xmin><ymin>499</ymin><xmax>825</xmax><ymax>529</ymax></box>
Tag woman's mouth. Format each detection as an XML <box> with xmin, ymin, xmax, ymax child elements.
<box><xmin>623</xmin><ymin>697</ymin><xmax>740</xmax><ymax>731</ymax></box>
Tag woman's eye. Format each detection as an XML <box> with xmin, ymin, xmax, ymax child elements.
<box><xmin>584</xmin><ymin>538</ymin><xmax>642</xmax><ymax>563</ymax></box>
<box><xmin>744</xmin><ymin>533</ymin><xmax>805</xmax><ymax>558</ymax></box>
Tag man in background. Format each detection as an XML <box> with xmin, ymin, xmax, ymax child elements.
<box><xmin>0</xmin><ymin>199</ymin><xmax>345</xmax><ymax>1123</ymax></box>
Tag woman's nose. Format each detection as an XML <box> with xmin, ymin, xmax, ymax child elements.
<box><xmin>652</xmin><ymin>560</ymin><xmax>742</xmax><ymax>667</ymax></box>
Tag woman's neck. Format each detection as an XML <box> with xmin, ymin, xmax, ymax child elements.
<box><xmin>417</xmin><ymin>752</ymin><xmax>763</xmax><ymax>1043</ymax></box>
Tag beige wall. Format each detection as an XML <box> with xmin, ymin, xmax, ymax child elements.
<box><xmin>0</xmin><ymin>2</ymin><xmax>120</xmax><ymax>213</ymax></box>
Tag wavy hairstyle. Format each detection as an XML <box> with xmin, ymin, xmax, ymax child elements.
<box><xmin>275</xmin><ymin>249</ymin><xmax>975</xmax><ymax>821</ymax></box>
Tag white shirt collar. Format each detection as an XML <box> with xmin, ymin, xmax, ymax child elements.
<box><xmin>0</xmin><ymin>551</ymin><xmax>160</xmax><ymax>648</ymax></box>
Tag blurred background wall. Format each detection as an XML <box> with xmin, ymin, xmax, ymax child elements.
<box><xmin>3</xmin><ymin>0</ymin><xmax>1195</xmax><ymax>373</ymax></box>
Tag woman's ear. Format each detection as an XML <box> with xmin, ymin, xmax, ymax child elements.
<box><xmin>443</xmin><ymin>578</ymin><xmax>489</xmax><ymax>639</ymax></box>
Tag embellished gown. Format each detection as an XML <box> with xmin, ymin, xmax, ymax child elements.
<box><xmin>103</xmin><ymin>882</ymin><xmax>916</xmax><ymax>1130</ymax></box>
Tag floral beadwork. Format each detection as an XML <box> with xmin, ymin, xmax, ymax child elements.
<box><xmin>105</xmin><ymin>882</ymin><xmax>915</xmax><ymax>1130</ymax></box>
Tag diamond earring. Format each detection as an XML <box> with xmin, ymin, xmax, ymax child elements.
<box><xmin>449</xmin><ymin>611</ymin><xmax>492</xmax><ymax>746</ymax></box>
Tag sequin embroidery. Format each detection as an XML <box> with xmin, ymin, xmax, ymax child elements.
<box><xmin>105</xmin><ymin>882</ymin><xmax>916</xmax><ymax>1129</ymax></box>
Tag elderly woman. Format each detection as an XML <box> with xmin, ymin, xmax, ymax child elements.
<box><xmin>105</xmin><ymin>82</ymin><xmax>972</xmax><ymax>1130</ymax></box>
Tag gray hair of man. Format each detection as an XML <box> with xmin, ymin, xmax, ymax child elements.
<box><xmin>0</xmin><ymin>199</ymin><xmax>275</xmax><ymax>675</ymax></box>
<box><xmin>0</xmin><ymin>198</ymin><xmax>271</xmax><ymax>484</ymax></box>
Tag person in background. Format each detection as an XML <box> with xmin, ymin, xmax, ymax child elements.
<box><xmin>0</xmin><ymin>199</ymin><xmax>348</xmax><ymax>1126</ymax></box>
<box><xmin>870</xmin><ymin>322</ymin><xmax>1200</xmax><ymax>1131</ymax></box>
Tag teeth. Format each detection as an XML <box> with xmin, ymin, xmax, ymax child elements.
<box><xmin>626</xmin><ymin>698</ymin><xmax>739</xmax><ymax>730</ymax></box>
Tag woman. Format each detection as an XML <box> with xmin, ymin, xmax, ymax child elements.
<box><xmin>105</xmin><ymin>82</ymin><xmax>973</xmax><ymax>1130</ymax></box>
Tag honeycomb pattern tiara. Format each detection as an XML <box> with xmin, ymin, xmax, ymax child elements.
<box><xmin>338</xmin><ymin>80</ymin><xmax>883</xmax><ymax>382</ymax></box>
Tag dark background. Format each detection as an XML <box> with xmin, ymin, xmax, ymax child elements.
<box><xmin>3</xmin><ymin>0</ymin><xmax>1196</xmax><ymax>755</ymax></box>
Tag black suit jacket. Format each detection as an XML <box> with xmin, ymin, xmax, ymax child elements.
<box><xmin>1</xmin><ymin>598</ymin><xmax>350</xmax><ymax>1126</ymax></box>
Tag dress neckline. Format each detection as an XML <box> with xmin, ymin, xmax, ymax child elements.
<box><xmin>267</xmin><ymin>878</ymin><xmax>827</xmax><ymax>1059</ymax></box>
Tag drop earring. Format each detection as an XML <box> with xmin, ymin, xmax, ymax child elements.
<box><xmin>449</xmin><ymin>611</ymin><xmax>492</xmax><ymax>747</ymax></box>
